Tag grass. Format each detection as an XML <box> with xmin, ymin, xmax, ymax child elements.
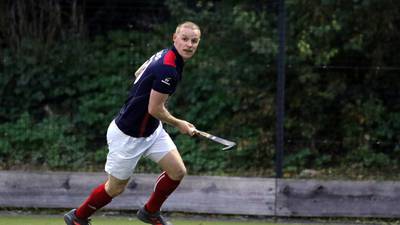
<box><xmin>0</xmin><ymin>215</ymin><xmax>311</xmax><ymax>225</ymax></box>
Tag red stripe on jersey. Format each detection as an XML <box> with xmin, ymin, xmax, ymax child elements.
<box><xmin>163</xmin><ymin>50</ymin><xmax>176</xmax><ymax>67</ymax></box>
<box><xmin>139</xmin><ymin>113</ymin><xmax>150</xmax><ymax>137</ymax></box>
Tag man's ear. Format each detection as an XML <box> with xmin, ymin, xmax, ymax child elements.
<box><xmin>172</xmin><ymin>33</ymin><xmax>177</xmax><ymax>42</ymax></box>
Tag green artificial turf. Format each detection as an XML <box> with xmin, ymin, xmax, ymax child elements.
<box><xmin>0</xmin><ymin>215</ymin><xmax>301</xmax><ymax>225</ymax></box>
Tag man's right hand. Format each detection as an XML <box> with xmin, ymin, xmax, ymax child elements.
<box><xmin>177</xmin><ymin>120</ymin><xmax>197</xmax><ymax>136</ymax></box>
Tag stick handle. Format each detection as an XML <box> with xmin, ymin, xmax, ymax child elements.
<box><xmin>196</xmin><ymin>130</ymin><xmax>208</xmax><ymax>137</ymax></box>
<box><xmin>193</xmin><ymin>129</ymin><xmax>211</xmax><ymax>138</ymax></box>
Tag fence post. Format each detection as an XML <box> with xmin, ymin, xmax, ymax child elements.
<box><xmin>275</xmin><ymin>0</ymin><xmax>286</xmax><ymax>179</ymax></box>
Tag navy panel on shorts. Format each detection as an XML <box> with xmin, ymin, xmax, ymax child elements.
<box><xmin>115</xmin><ymin>46</ymin><xmax>184</xmax><ymax>137</ymax></box>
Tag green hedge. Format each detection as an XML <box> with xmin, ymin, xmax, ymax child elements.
<box><xmin>1</xmin><ymin>0</ymin><xmax>399</xmax><ymax>177</ymax></box>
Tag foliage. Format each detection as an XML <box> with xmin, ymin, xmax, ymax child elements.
<box><xmin>0</xmin><ymin>113</ymin><xmax>86</xmax><ymax>169</ymax></box>
<box><xmin>0</xmin><ymin>0</ymin><xmax>399</xmax><ymax>177</ymax></box>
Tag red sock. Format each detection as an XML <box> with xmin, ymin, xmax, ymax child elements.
<box><xmin>75</xmin><ymin>183</ymin><xmax>113</xmax><ymax>219</ymax></box>
<box><xmin>145</xmin><ymin>171</ymin><xmax>181</xmax><ymax>213</ymax></box>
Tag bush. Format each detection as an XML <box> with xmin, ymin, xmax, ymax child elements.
<box><xmin>0</xmin><ymin>113</ymin><xmax>86</xmax><ymax>169</ymax></box>
<box><xmin>1</xmin><ymin>0</ymin><xmax>399</xmax><ymax>177</ymax></box>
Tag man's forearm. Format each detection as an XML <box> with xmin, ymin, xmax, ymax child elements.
<box><xmin>149</xmin><ymin>105</ymin><xmax>182</xmax><ymax>128</ymax></box>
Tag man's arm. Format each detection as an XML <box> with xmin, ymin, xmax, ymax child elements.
<box><xmin>148</xmin><ymin>89</ymin><xmax>195</xmax><ymax>135</ymax></box>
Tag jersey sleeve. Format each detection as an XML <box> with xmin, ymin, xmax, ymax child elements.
<box><xmin>152</xmin><ymin>67</ymin><xmax>178</xmax><ymax>95</ymax></box>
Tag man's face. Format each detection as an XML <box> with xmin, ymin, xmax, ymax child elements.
<box><xmin>173</xmin><ymin>27</ymin><xmax>201</xmax><ymax>61</ymax></box>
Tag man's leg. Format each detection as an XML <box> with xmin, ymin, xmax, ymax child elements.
<box><xmin>64</xmin><ymin>175</ymin><xmax>129</xmax><ymax>225</ymax></box>
<box><xmin>144</xmin><ymin>149</ymin><xmax>186</xmax><ymax>213</ymax></box>
<box><xmin>76</xmin><ymin>174</ymin><xmax>129</xmax><ymax>218</ymax></box>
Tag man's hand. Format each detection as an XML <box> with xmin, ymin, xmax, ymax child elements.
<box><xmin>177</xmin><ymin>120</ymin><xmax>197</xmax><ymax>136</ymax></box>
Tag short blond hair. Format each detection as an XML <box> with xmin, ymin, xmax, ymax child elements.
<box><xmin>175</xmin><ymin>21</ymin><xmax>201</xmax><ymax>35</ymax></box>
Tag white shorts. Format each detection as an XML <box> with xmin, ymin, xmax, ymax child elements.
<box><xmin>105</xmin><ymin>120</ymin><xmax>176</xmax><ymax>180</ymax></box>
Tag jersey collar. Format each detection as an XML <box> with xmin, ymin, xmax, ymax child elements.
<box><xmin>171</xmin><ymin>46</ymin><xmax>184</xmax><ymax>69</ymax></box>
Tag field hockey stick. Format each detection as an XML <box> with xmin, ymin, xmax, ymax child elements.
<box><xmin>193</xmin><ymin>129</ymin><xmax>236</xmax><ymax>151</ymax></box>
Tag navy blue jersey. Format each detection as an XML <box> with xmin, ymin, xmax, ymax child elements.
<box><xmin>115</xmin><ymin>46</ymin><xmax>184</xmax><ymax>137</ymax></box>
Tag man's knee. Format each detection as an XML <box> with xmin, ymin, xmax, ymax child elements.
<box><xmin>106</xmin><ymin>184</ymin><xmax>125</xmax><ymax>197</ymax></box>
<box><xmin>105</xmin><ymin>175</ymin><xmax>129</xmax><ymax>197</ymax></box>
<box><xmin>169</xmin><ymin>166</ymin><xmax>187</xmax><ymax>181</ymax></box>
<box><xmin>158</xmin><ymin>149</ymin><xmax>187</xmax><ymax>181</ymax></box>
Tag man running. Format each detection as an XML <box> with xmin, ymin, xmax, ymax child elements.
<box><xmin>64</xmin><ymin>21</ymin><xmax>201</xmax><ymax>225</ymax></box>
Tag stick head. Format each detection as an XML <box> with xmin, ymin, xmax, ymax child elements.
<box><xmin>222</xmin><ymin>142</ymin><xmax>236</xmax><ymax>151</ymax></box>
